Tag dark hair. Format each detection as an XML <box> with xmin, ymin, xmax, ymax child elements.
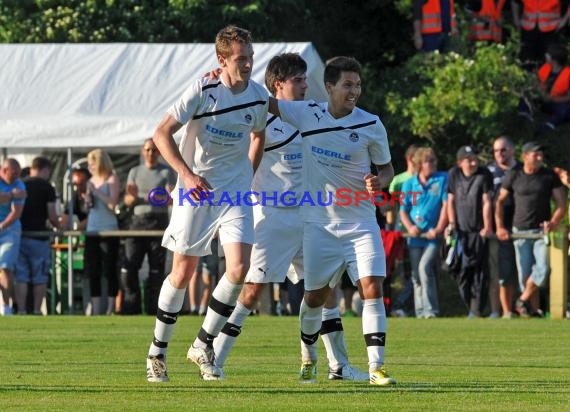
<box><xmin>31</xmin><ymin>156</ymin><xmax>51</xmax><ymax>171</ymax></box>
<box><xmin>215</xmin><ymin>25</ymin><xmax>253</xmax><ymax>58</ymax></box>
<box><xmin>324</xmin><ymin>56</ymin><xmax>361</xmax><ymax>85</ymax></box>
<box><xmin>547</xmin><ymin>43</ymin><xmax>567</xmax><ymax>66</ymax></box>
<box><xmin>72</xmin><ymin>167</ymin><xmax>91</xmax><ymax>179</ymax></box>
<box><xmin>265</xmin><ymin>53</ymin><xmax>307</xmax><ymax>95</ymax></box>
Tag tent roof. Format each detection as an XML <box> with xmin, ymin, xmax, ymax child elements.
<box><xmin>0</xmin><ymin>42</ymin><xmax>326</xmax><ymax>150</ymax></box>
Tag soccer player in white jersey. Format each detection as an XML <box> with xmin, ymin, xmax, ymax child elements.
<box><xmin>212</xmin><ymin>53</ymin><xmax>368</xmax><ymax>382</ymax></box>
<box><xmin>146</xmin><ymin>25</ymin><xmax>269</xmax><ymax>382</ymax></box>
<box><xmin>267</xmin><ymin>56</ymin><xmax>397</xmax><ymax>386</ymax></box>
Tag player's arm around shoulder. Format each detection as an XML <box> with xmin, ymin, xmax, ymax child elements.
<box><xmin>249</xmin><ymin>130</ymin><xmax>265</xmax><ymax>173</ymax></box>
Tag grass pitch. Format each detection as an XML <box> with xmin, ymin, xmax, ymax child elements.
<box><xmin>1</xmin><ymin>316</ymin><xmax>569</xmax><ymax>411</ymax></box>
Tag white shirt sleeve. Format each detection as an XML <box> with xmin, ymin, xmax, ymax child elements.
<box><xmin>369</xmin><ymin>118</ymin><xmax>391</xmax><ymax>166</ymax></box>
<box><xmin>252</xmin><ymin>87</ymin><xmax>270</xmax><ymax>133</ymax></box>
<box><xmin>167</xmin><ymin>79</ymin><xmax>202</xmax><ymax>125</ymax></box>
<box><xmin>277</xmin><ymin>99</ymin><xmax>315</xmax><ymax>128</ymax></box>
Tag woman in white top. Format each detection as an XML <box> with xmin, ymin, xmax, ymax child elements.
<box><xmin>84</xmin><ymin>149</ymin><xmax>120</xmax><ymax>315</ymax></box>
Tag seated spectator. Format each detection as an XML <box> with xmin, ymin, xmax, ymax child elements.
<box><xmin>0</xmin><ymin>158</ymin><xmax>26</xmax><ymax>316</ymax></box>
<box><xmin>519</xmin><ymin>43</ymin><xmax>570</xmax><ymax>135</ymax></box>
<box><xmin>84</xmin><ymin>149</ymin><xmax>120</xmax><ymax>315</ymax></box>
<box><xmin>400</xmin><ymin>147</ymin><xmax>448</xmax><ymax>318</ymax></box>
<box><xmin>15</xmin><ymin>157</ymin><xmax>60</xmax><ymax>315</ymax></box>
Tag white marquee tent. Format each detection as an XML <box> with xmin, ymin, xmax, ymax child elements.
<box><xmin>0</xmin><ymin>42</ymin><xmax>326</xmax><ymax>151</ymax></box>
<box><xmin>0</xmin><ymin>43</ymin><xmax>327</xmax><ymax>313</ymax></box>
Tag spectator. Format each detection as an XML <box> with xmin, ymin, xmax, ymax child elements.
<box><xmin>400</xmin><ymin>147</ymin><xmax>448</xmax><ymax>318</ymax></box>
<box><xmin>120</xmin><ymin>138</ymin><xmax>175</xmax><ymax>315</ymax></box>
<box><xmin>61</xmin><ymin>167</ymin><xmax>91</xmax><ymax>230</ymax></box>
<box><xmin>386</xmin><ymin>144</ymin><xmax>419</xmax><ymax>230</ymax></box>
<box><xmin>84</xmin><ymin>149</ymin><xmax>120</xmax><ymax>315</ymax></box>
<box><xmin>467</xmin><ymin>0</ymin><xmax>507</xmax><ymax>43</ymax></box>
<box><xmin>511</xmin><ymin>0</ymin><xmax>568</xmax><ymax>70</ymax></box>
<box><xmin>487</xmin><ymin>136</ymin><xmax>521</xmax><ymax>319</ymax></box>
<box><xmin>496</xmin><ymin>142</ymin><xmax>565</xmax><ymax>317</ymax></box>
<box><xmin>537</xmin><ymin>43</ymin><xmax>570</xmax><ymax>134</ymax></box>
<box><xmin>15</xmin><ymin>157</ymin><xmax>60</xmax><ymax>315</ymax></box>
<box><xmin>447</xmin><ymin>146</ymin><xmax>493</xmax><ymax>318</ymax></box>
<box><xmin>188</xmin><ymin>237</ymin><xmax>220</xmax><ymax>316</ymax></box>
<box><xmin>0</xmin><ymin>158</ymin><xmax>26</xmax><ymax>316</ymax></box>
<box><xmin>386</xmin><ymin>144</ymin><xmax>418</xmax><ymax>317</ymax></box>
<box><xmin>413</xmin><ymin>0</ymin><xmax>457</xmax><ymax>53</ymax></box>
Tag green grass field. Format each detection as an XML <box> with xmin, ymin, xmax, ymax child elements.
<box><xmin>1</xmin><ymin>316</ymin><xmax>569</xmax><ymax>411</ymax></box>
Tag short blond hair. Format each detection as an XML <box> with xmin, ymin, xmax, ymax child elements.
<box><xmin>215</xmin><ymin>25</ymin><xmax>253</xmax><ymax>58</ymax></box>
<box><xmin>413</xmin><ymin>147</ymin><xmax>437</xmax><ymax>173</ymax></box>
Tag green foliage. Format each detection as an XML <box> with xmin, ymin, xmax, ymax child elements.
<box><xmin>0</xmin><ymin>0</ymin><xmax>310</xmax><ymax>43</ymax></box>
<box><xmin>380</xmin><ymin>43</ymin><xmax>533</xmax><ymax>166</ymax></box>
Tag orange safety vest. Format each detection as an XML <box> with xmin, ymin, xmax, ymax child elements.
<box><xmin>521</xmin><ymin>0</ymin><xmax>561</xmax><ymax>32</ymax></box>
<box><xmin>469</xmin><ymin>0</ymin><xmax>506</xmax><ymax>42</ymax></box>
<box><xmin>421</xmin><ymin>0</ymin><xmax>457</xmax><ymax>34</ymax></box>
<box><xmin>538</xmin><ymin>63</ymin><xmax>570</xmax><ymax>97</ymax></box>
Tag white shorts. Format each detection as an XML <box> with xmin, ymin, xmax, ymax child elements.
<box><xmin>162</xmin><ymin>201</ymin><xmax>253</xmax><ymax>257</ymax></box>
<box><xmin>245</xmin><ymin>205</ymin><xmax>303</xmax><ymax>284</ymax></box>
<box><xmin>303</xmin><ymin>221</ymin><xmax>386</xmax><ymax>291</ymax></box>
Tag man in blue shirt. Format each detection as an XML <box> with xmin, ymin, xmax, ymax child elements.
<box><xmin>0</xmin><ymin>158</ymin><xmax>26</xmax><ymax>316</ymax></box>
<box><xmin>400</xmin><ymin>147</ymin><xmax>448</xmax><ymax>318</ymax></box>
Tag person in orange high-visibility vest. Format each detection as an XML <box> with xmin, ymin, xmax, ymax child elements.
<box><xmin>511</xmin><ymin>0</ymin><xmax>569</xmax><ymax>69</ymax></box>
<box><xmin>468</xmin><ymin>0</ymin><xmax>506</xmax><ymax>43</ymax></box>
<box><xmin>413</xmin><ymin>0</ymin><xmax>457</xmax><ymax>52</ymax></box>
<box><xmin>519</xmin><ymin>43</ymin><xmax>570</xmax><ymax>134</ymax></box>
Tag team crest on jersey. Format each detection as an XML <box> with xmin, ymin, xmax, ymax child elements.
<box><xmin>349</xmin><ymin>132</ymin><xmax>359</xmax><ymax>142</ymax></box>
<box><xmin>245</xmin><ymin>114</ymin><xmax>252</xmax><ymax>123</ymax></box>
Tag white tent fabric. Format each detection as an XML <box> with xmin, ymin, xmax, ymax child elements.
<box><xmin>0</xmin><ymin>42</ymin><xmax>326</xmax><ymax>150</ymax></box>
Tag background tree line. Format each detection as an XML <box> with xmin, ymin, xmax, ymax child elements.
<box><xmin>2</xmin><ymin>0</ymin><xmax>568</xmax><ymax>171</ymax></box>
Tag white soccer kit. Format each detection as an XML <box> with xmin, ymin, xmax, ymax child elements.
<box><xmin>162</xmin><ymin>77</ymin><xmax>269</xmax><ymax>256</ymax></box>
<box><xmin>246</xmin><ymin>114</ymin><xmax>304</xmax><ymax>284</ymax></box>
<box><xmin>278</xmin><ymin>100</ymin><xmax>391</xmax><ymax>290</ymax></box>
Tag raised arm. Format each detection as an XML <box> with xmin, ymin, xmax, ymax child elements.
<box><xmin>268</xmin><ymin>96</ymin><xmax>281</xmax><ymax>117</ymax></box>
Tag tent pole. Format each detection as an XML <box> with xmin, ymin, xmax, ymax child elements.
<box><xmin>67</xmin><ymin>148</ymin><xmax>74</xmax><ymax>314</ymax></box>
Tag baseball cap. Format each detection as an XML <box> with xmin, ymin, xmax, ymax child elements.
<box><xmin>521</xmin><ymin>141</ymin><xmax>544</xmax><ymax>153</ymax></box>
<box><xmin>456</xmin><ymin>145</ymin><xmax>476</xmax><ymax>160</ymax></box>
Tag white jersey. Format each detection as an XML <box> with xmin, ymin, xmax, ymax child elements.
<box><xmin>168</xmin><ymin>77</ymin><xmax>269</xmax><ymax>203</ymax></box>
<box><xmin>251</xmin><ymin>114</ymin><xmax>302</xmax><ymax>206</ymax></box>
<box><xmin>278</xmin><ymin>100</ymin><xmax>391</xmax><ymax>223</ymax></box>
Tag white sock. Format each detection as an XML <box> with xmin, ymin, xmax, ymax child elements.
<box><xmin>213</xmin><ymin>300</ymin><xmax>251</xmax><ymax>368</ymax></box>
<box><xmin>299</xmin><ymin>298</ymin><xmax>323</xmax><ymax>362</ymax></box>
<box><xmin>148</xmin><ymin>277</ymin><xmax>186</xmax><ymax>357</ymax></box>
<box><xmin>320</xmin><ymin>306</ymin><xmax>349</xmax><ymax>370</ymax></box>
<box><xmin>362</xmin><ymin>298</ymin><xmax>387</xmax><ymax>372</ymax></box>
<box><xmin>193</xmin><ymin>274</ymin><xmax>242</xmax><ymax>349</ymax></box>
